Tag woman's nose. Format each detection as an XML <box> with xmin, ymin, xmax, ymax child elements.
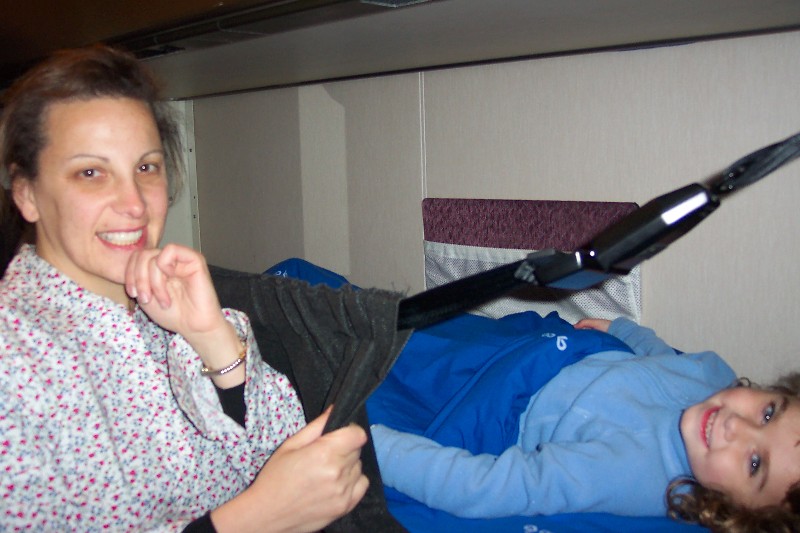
<box><xmin>114</xmin><ymin>178</ymin><xmax>146</xmax><ymax>217</ymax></box>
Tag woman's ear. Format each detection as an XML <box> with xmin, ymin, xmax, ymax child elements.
<box><xmin>10</xmin><ymin>172</ymin><xmax>40</xmax><ymax>224</ymax></box>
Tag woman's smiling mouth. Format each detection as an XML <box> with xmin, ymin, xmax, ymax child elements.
<box><xmin>98</xmin><ymin>229</ymin><xmax>144</xmax><ymax>247</ymax></box>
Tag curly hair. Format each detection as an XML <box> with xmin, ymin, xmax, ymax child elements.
<box><xmin>666</xmin><ymin>373</ymin><xmax>800</xmax><ymax>532</ymax></box>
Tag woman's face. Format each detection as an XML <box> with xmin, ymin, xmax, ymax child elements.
<box><xmin>681</xmin><ymin>386</ymin><xmax>800</xmax><ymax>508</ymax></box>
<box><xmin>12</xmin><ymin>97</ymin><xmax>168</xmax><ymax>303</ymax></box>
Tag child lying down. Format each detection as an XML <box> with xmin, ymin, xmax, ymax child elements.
<box><xmin>367</xmin><ymin>312</ymin><xmax>800</xmax><ymax>532</ymax></box>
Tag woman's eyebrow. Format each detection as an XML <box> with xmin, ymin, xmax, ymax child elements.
<box><xmin>138</xmin><ymin>149</ymin><xmax>165</xmax><ymax>160</ymax></box>
<box><xmin>69</xmin><ymin>153</ymin><xmax>109</xmax><ymax>161</ymax></box>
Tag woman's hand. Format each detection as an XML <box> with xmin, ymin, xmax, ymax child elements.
<box><xmin>125</xmin><ymin>244</ymin><xmax>244</xmax><ymax>386</ymax></box>
<box><xmin>125</xmin><ymin>244</ymin><xmax>225</xmax><ymax>335</ymax></box>
<box><xmin>211</xmin><ymin>408</ymin><xmax>370</xmax><ymax>533</ymax></box>
<box><xmin>574</xmin><ymin>318</ymin><xmax>612</xmax><ymax>333</ymax></box>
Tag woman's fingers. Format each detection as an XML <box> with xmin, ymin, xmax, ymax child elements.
<box><xmin>125</xmin><ymin>248</ymin><xmax>158</xmax><ymax>304</ymax></box>
<box><xmin>231</xmin><ymin>412</ymin><xmax>369</xmax><ymax>532</ymax></box>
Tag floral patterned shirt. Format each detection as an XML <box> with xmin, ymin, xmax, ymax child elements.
<box><xmin>0</xmin><ymin>245</ymin><xmax>306</xmax><ymax>531</ymax></box>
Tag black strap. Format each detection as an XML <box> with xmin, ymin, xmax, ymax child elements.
<box><xmin>397</xmin><ymin>129</ymin><xmax>800</xmax><ymax>332</ymax></box>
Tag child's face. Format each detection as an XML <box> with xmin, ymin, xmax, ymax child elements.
<box><xmin>681</xmin><ymin>386</ymin><xmax>800</xmax><ymax>508</ymax></box>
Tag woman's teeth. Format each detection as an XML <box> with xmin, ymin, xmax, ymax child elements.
<box><xmin>98</xmin><ymin>230</ymin><xmax>142</xmax><ymax>246</ymax></box>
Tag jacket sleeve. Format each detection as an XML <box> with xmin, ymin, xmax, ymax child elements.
<box><xmin>607</xmin><ymin>317</ymin><xmax>679</xmax><ymax>357</ymax></box>
<box><xmin>167</xmin><ymin>309</ymin><xmax>306</xmax><ymax>479</ymax></box>
<box><xmin>371</xmin><ymin>423</ymin><xmax>662</xmax><ymax>517</ymax></box>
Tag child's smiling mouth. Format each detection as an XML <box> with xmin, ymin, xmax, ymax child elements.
<box><xmin>701</xmin><ymin>406</ymin><xmax>721</xmax><ymax>448</ymax></box>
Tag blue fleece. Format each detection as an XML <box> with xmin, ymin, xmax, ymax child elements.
<box><xmin>371</xmin><ymin>317</ymin><xmax>736</xmax><ymax>518</ymax></box>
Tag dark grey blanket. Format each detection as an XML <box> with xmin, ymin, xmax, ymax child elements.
<box><xmin>210</xmin><ymin>266</ymin><xmax>412</xmax><ymax>533</ymax></box>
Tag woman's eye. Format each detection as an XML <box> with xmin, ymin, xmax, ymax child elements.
<box><xmin>138</xmin><ymin>163</ymin><xmax>159</xmax><ymax>173</ymax></box>
<box><xmin>749</xmin><ymin>452</ymin><xmax>762</xmax><ymax>477</ymax></box>
<box><xmin>79</xmin><ymin>168</ymin><xmax>97</xmax><ymax>178</ymax></box>
<box><xmin>763</xmin><ymin>402</ymin><xmax>776</xmax><ymax>423</ymax></box>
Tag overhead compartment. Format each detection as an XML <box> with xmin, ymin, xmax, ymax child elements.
<box><xmin>3</xmin><ymin>0</ymin><xmax>800</xmax><ymax>98</ymax></box>
<box><xmin>139</xmin><ymin>0</ymin><xmax>800</xmax><ymax>99</ymax></box>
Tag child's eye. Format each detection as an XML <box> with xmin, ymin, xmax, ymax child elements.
<box><xmin>762</xmin><ymin>402</ymin><xmax>776</xmax><ymax>424</ymax></box>
<box><xmin>749</xmin><ymin>452</ymin><xmax>762</xmax><ymax>477</ymax></box>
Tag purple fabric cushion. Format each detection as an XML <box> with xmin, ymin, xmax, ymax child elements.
<box><xmin>422</xmin><ymin>198</ymin><xmax>638</xmax><ymax>250</ymax></box>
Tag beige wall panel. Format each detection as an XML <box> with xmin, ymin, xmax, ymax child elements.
<box><xmin>423</xmin><ymin>31</ymin><xmax>800</xmax><ymax>382</ymax></box>
<box><xmin>321</xmin><ymin>74</ymin><xmax>425</xmax><ymax>293</ymax></box>
<box><xmin>298</xmin><ymin>85</ymin><xmax>350</xmax><ymax>276</ymax></box>
<box><xmin>192</xmin><ymin>74</ymin><xmax>424</xmax><ymax>291</ymax></box>
<box><xmin>193</xmin><ymin>90</ymin><xmax>305</xmax><ymax>272</ymax></box>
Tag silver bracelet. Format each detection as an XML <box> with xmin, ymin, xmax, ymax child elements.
<box><xmin>200</xmin><ymin>343</ymin><xmax>246</xmax><ymax>377</ymax></box>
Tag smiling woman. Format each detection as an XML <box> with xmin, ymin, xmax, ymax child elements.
<box><xmin>11</xmin><ymin>97</ymin><xmax>170</xmax><ymax>304</ymax></box>
<box><xmin>0</xmin><ymin>44</ymin><xmax>184</xmax><ymax>278</ymax></box>
<box><xmin>0</xmin><ymin>45</ymin><xmax>371</xmax><ymax>532</ymax></box>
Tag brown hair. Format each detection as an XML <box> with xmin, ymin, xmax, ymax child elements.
<box><xmin>667</xmin><ymin>374</ymin><xmax>800</xmax><ymax>532</ymax></box>
<box><xmin>0</xmin><ymin>44</ymin><xmax>183</xmax><ymax>276</ymax></box>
